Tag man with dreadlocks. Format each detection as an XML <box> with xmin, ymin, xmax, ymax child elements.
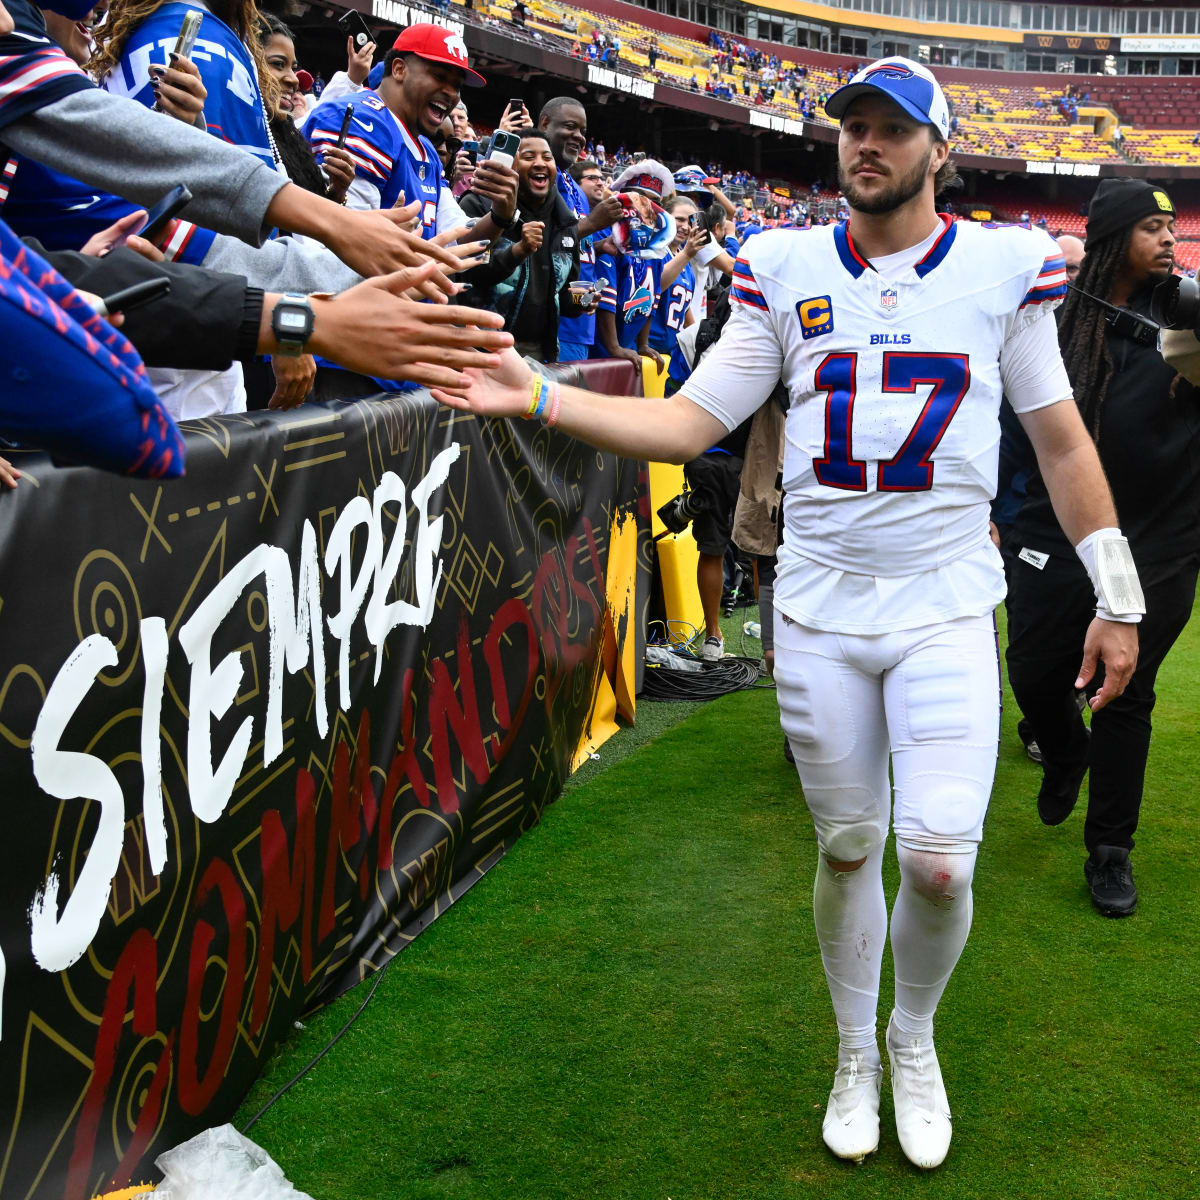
<box><xmin>421</xmin><ymin>59</ymin><xmax>1144</xmax><ymax>1168</ymax></box>
<box><xmin>1005</xmin><ymin>179</ymin><xmax>1190</xmax><ymax>919</ymax></box>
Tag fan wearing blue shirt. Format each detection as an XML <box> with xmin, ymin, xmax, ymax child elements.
<box><xmin>644</xmin><ymin>195</ymin><xmax>701</xmax><ymax>376</ymax></box>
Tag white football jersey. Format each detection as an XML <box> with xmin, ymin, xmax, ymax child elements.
<box><xmin>683</xmin><ymin>216</ymin><xmax>1070</xmax><ymax>633</ymax></box>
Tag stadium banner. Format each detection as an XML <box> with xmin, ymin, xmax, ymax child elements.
<box><xmin>1120</xmin><ymin>37</ymin><xmax>1200</xmax><ymax>56</ymax></box>
<box><xmin>1021</xmin><ymin>33</ymin><xmax>1117</xmax><ymax>52</ymax></box>
<box><xmin>0</xmin><ymin>383</ymin><xmax>647</xmax><ymax>1199</ymax></box>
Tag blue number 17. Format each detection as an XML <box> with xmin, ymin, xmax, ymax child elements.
<box><xmin>813</xmin><ymin>351</ymin><xmax>971</xmax><ymax>492</ymax></box>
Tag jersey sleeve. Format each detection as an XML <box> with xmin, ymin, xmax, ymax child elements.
<box><xmin>0</xmin><ymin>1</ymin><xmax>91</xmax><ymax>134</ymax></box>
<box><xmin>730</xmin><ymin>253</ymin><xmax>769</xmax><ymax>313</ymax></box>
<box><xmin>1000</xmin><ymin>301</ymin><xmax>1073</xmax><ymax>414</ymax></box>
<box><xmin>1012</xmin><ymin>238</ymin><xmax>1067</xmax><ymax>332</ymax></box>
<box><xmin>307</xmin><ymin>98</ymin><xmax>392</xmax><ymax>210</ymax></box>
<box><xmin>679</xmin><ymin>292</ymin><xmax>784</xmax><ymax>431</ymax></box>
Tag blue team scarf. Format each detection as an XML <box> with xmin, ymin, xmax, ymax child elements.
<box><xmin>104</xmin><ymin>2</ymin><xmax>275</xmax><ymax>169</ymax></box>
<box><xmin>0</xmin><ymin>218</ymin><xmax>184</xmax><ymax>476</ymax></box>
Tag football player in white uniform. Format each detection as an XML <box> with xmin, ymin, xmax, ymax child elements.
<box><xmin>424</xmin><ymin>59</ymin><xmax>1142</xmax><ymax>1169</ymax></box>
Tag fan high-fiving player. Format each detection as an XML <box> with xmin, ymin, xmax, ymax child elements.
<box><xmin>427</xmin><ymin>59</ymin><xmax>1142</xmax><ymax>1169</ymax></box>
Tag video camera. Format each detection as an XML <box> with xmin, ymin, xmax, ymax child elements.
<box><xmin>1149</xmin><ymin>274</ymin><xmax>1200</xmax><ymax>335</ymax></box>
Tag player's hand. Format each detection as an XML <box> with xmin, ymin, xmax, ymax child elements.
<box><xmin>988</xmin><ymin>520</ymin><xmax>1001</xmax><ymax>549</ymax></box>
<box><xmin>641</xmin><ymin>346</ymin><xmax>665</xmax><ymax>371</ymax></box>
<box><xmin>324</xmin><ymin>206</ymin><xmax>462</xmax><ymax>292</ymax></box>
<box><xmin>319</xmin><ymin>145</ymin><xmax>356</xmax><ymax>203</ymax></box>
<box><xmin>428</xmin><ymin>345</ymin><xmax>535</xmax><ymax>417</ymax></box>
<box><xmin>150</xmin><ymin>54</ymin><xmax>207</xmax><ymax>124</ymax></box>
<box><xmin>471</xmin><ymin>159</ymin><xmax>519</xmax><ymax>223</ymax></box>
<box><xmin>79</xmin><ymin>210</ymin><xmax>148</xmax><ymax>257</ymax></box>
<box><xmin>1076</xmin><ymin>617</ymin><xmax>1138</xmax><ymax>711</ymax></box>
<box><xmin>612</xmin><ymin>346</ymin><xmax>642</xmax><ymax>368</ymax></box>
<box><xmin>269</xmin><ymin>353</ymin><xmax>316</xmax><ymax>410</ymax></box>
<box><xmin>0</xmin><ymin>456</ymin><xmax>22</xmax><ymax>489</ymax></box>
<box><xmin>347</xmin><ymin>36</ymin><xmax>376</xmax><ymax>85</ymax></box>
<box><xmin>310</xmin><ymin>264</ymin><xmax>513</xmax><ymax>389</ymax></box>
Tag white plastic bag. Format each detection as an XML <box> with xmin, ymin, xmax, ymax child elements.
<box><xmin>151</xmin><ymin>1124</ymin><xmax>315</xmax><ymax>1200</ymax></box>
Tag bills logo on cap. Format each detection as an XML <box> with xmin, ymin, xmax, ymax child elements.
<box><xmin>444</xmin><ymin>32</ymin><xmax>468</xmax><ymax>61</ymax></box>
<box><xmin>825</xmin><ymin>56</ymin><xmax>950</xmax><ymax>141</ymax></box>
<box><xmin>864</xmin><ymin>64</ymin><xmax>914</xmax><ymax>81</ymax></box>
<box><xmin>880</xmin><ymin>287</ymin><xmax>898</xmax><ymax>309</ymax></box>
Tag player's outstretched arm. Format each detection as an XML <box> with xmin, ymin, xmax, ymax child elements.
<box><xmin>428</xmin><ymin>347</ymin><xmax>731</xmax><ymax>464</ymax></box>
<box><xmin>1019</xmin><ymin>397</ymin><xmax>1139</xmax><ymax>710</ymax></box>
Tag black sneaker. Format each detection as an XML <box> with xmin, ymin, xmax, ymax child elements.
<box><xmin>1085</xmin><ymin>846</ymin><xmax>1137</xmax><ymax>918</ymax></box>
<box><xmin>1037</xmin><ymin>758</ymin><xmax>1088</xmax><ymax>825</ymax></box>
<box><xmin>1017</xmin><ymin>718</ymin><xmax>1043</xmax><ymax>764</ymax></box>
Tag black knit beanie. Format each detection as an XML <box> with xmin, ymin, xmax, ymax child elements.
<box><xmin>1086</xmin><ymin>178</ymin><xmax>1175</xmax><ymax>246</ymax></box>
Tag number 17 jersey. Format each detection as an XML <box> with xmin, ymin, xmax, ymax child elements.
<box><xmin>682</xmin><ymin>216</ymin><xmax>1070</xmax><ymax>633</ymax></box>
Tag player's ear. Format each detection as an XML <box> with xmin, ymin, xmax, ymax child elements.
<box><xmin>929</xmin><ymin>132</ymin><xmax>950</xmax><ymax>176</ymax></box>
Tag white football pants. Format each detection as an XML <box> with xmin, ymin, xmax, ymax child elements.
<box><xmin>774</xmin><ymin>612</ymin><xmax>1000</xmax><ymax>1049</ymax></box>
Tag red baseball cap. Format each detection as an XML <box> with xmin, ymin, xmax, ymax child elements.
<box><xmin>391</xmin><ymin>23</ymin><xmax>486</xmax><ymax>88</ymax></box>
<box><xmin>295</xmin><ymin>69</ymin><xmax>314</xmax><ymax>93</ymax></box>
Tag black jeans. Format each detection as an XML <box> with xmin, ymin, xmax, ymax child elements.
<box><xmin>1005</xmin><ymin>546</ymin><xmax>1198</xmax><ymax>853</ymax></box>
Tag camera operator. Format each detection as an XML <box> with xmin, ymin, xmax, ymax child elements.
<box><xmin>1005</xmin><ymin>180</ymin><xmax>1195</xmax><ymax>918</ymax></box>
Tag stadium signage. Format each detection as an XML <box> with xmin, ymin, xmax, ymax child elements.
<box><xmin>587</xmin><ymin>64</ymin><xmax>654</xmax><ymax>100</ymax></box>
<box><xmin>1022</xmin><ymin>33</ymin><xmax>1113</xmax><ymax>52</ymax></box>
<box><xmin>1120</xmin><ymin>37</ymin><xmax>1200</xmax><ymax>55</ymax></box>
<box><xmin>1025</xmin><ymin>160</ymin><xmax>1101</xmax><ymax>176</ymax></box>
<box><xmin>370</xmin><ymin>0</ymin><xmax>464</xmax><ymax>36</ymax></box>
<box><xmin>750</xmin><ymin>110</ymin><xmax>804</xmax><ymax>137</ymax></box>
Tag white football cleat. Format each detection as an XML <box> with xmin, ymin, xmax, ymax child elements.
<box><xmin>821</xmin><ymin>1052</ymin><xmax>882</xmax><ymax>1163</ymax></box>
<box><xmin>886</xmin><ymin>1016</ymin><xmax>952</xmax><ymax>1169</ymax></box>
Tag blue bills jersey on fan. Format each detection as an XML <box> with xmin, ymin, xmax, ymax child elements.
<box><xmin>597</xmin><ymin>253</ymin><xmax>658</xmax><ymax>350</ymax></box>
<box><xmin>307</xmin><ymin>92</ymin><xmax>447</xmax><ymax>237</ymax></box>
<box><xmin>103</xmin><ymin>3</ymin><xmax>275</xmax><ymax>169</ymax></box>
<box><xmin>648</xmin><ymin>259</ymin><xmax>696</xmax><ymax>353</ymax></box>
<box><xmin>683</xmin><ymin>216</ymin><xmax>1069</xmax><ymax>630</ymax></box>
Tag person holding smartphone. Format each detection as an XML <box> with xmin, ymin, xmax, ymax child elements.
<box><xmin>260</xmin><ymin>15</ymin><xmax>353</xmax><ymax>204</ymax></box>
<box><xmin>305</xmin><ymin>25</ymin><xmax>515</xmax><ymax>245</ymax></box>
<box><xmin>638</xmin><ymin>194</ymin><xmax>706</xmax><ymax>374</ymax></box>
<box><xmin>458</xmin><ymin>131</ymin><xmax>588</xmax><ymax>363</ymax></box>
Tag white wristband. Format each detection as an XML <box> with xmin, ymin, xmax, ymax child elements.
<box><xmin>1074</xmin><ymin>527</ymin><xmax>1145</xmax><ymax>624</ymax></box>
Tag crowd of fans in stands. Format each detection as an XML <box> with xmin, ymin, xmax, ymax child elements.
<box><xmin>0</xmin><ymin>0</ymin><xmax>1195</xmax><ymax>486</ymax></box>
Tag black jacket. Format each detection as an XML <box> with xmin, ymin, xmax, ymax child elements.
<box><xmin>459</xmin><ymin>187</ymin><xmax>582</xmax><ymax>361</ymax></box>
<box><xmin>40</xmin><ymin>243</ymin><xmax>263</xmax><ymax>371</ymax></box>
<box><xmin>1014</xmin><ymin>286</ymin><xmax>1200</xmax><ymax>565</ymax></box>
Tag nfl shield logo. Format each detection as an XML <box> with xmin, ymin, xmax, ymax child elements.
<box><xmin>880</xmin><ymin>287</ymin><xmax>898</xmax><ymax>309</ymax></box>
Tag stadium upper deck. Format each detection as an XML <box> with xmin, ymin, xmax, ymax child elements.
<box><xmin>458</xmin><ymin>0</ymin><xmax>1198</xmax><ymax>171</ymax></box>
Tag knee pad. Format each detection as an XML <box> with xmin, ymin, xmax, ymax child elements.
<box><xmin>815</xmin><ymin>801</ymin><xmax>888</xmax><ymax>865</ymax></box>
<box><xmin>895</xmin><ymin>840</ymin><xmax>977</xmax><ymax>907</ymax></box>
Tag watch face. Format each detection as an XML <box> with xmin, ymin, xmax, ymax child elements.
<box><xmin>280</xmin><ymin>311</ymin><xmax>308</xmax><ymax>331</ymax></box>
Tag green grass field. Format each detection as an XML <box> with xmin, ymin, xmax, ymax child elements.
<box><xmin>237</xmin><ymin>603</ymin><xmax>1200</xmax><ymax>1199</ymax></box>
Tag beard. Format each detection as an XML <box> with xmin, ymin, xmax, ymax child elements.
<box><xmin>838</xmin><ymin>145</ymin><xmax>933</xmax><ymax>216</ymax></box>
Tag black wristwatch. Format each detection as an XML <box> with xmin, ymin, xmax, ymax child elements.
<box><xmin>271</xmin><ymin>293</ymin><xmax>314</xmax><ymax>356</ymax></box>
